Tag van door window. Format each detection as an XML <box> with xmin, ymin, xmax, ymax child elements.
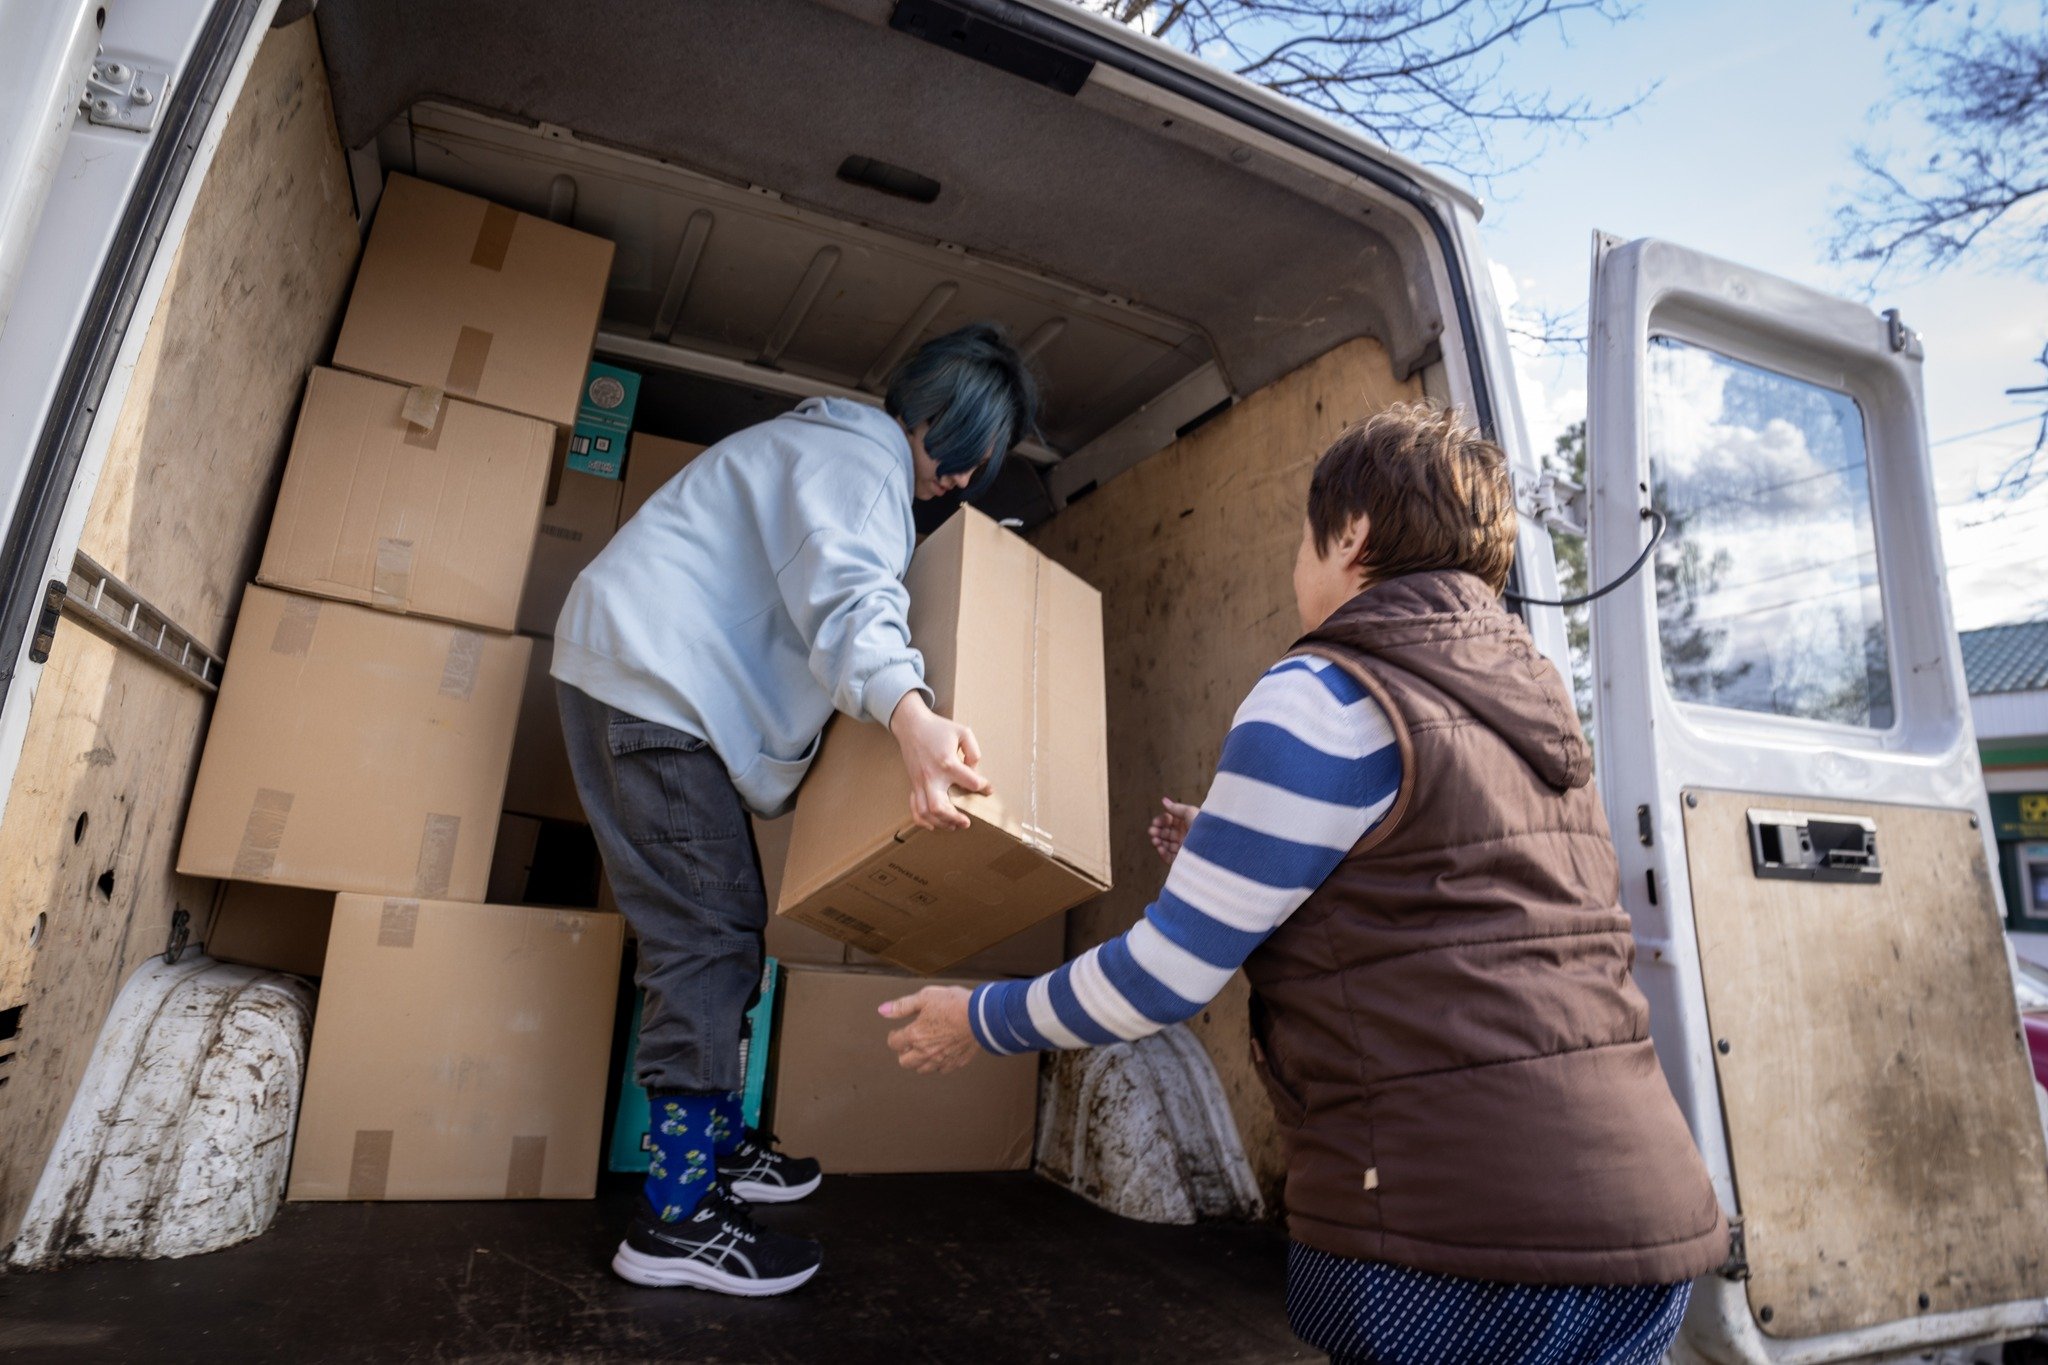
<box><xmin>1645</xmin><ymin>336</ymin><xmax>1894</xmax><ymax>728</ymax></box>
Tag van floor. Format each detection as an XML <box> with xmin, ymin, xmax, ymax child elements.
<box><xmin>0</xmin><ymin>1173</ymin><xmax>1308</xmax><ymax>1364</ymax></box>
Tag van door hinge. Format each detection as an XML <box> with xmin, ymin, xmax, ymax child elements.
<box><xmin>1718</xmin><ymin>1214</ymin><xmax>1749</xmax><ymax>1281</ymax></box>
<box><xmin>40</xmin><ymin>551</ymin><xmax>222</xmax><ymax>690</ymax></box>
<box><xmin>1515</xmin><ymin>468</ymin><xmax>1587</xmax><ymax>539</ymax></box>
<box><xmin>1882</xmin><ymin>307</ymin><xmax>1923</xmax><ymax>359</ymax></box>
<box><xmin>83</xmin><ymin>57</ymin><xmax>172</xmax><ymax>134</ymax></box>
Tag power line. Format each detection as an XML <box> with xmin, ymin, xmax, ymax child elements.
<box><xmin>1930</xmin><ymin>413</ymin><xmax>2043</xmax><ymax>447</ymax></box>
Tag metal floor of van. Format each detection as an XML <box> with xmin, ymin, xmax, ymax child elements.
<box><xmin>0</xmin><ymin>1173</ymin><xmax>1308</xmax><ymax>1364</ymax></box>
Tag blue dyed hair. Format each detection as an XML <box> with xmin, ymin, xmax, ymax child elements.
<box><xmin>884</xmin><ymin>323</ymin><xmax>1039</xmax><ymax>499</ymax></box>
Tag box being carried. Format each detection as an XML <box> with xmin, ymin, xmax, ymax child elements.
<box><xmin>177</xmin><ymin>587</ymin><xmax>528</xmax><ymax>900</ymax></box>
<box><xmin>288</xmin><ymin>895</ymin><xmax>623</xmax><ymax>1201</ymax></box>
<box><xmin>777</xmin><ymin>508</ymin><xmax>1110</xmax><ymax>975</ymax></box>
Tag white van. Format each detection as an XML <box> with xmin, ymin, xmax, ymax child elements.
<box><xmin>1</xmin><ymin>2</ymin><xmax>2041</xmax><ymax>1361</ymax></box>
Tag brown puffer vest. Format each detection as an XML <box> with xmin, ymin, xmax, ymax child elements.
<box><xmin>1243</xmin><ymin>570</ymin><xmax>1727</xmax><ymax>1285</ymax></box>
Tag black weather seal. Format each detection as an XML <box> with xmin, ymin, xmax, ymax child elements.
<box><xmin>890</xmin><ymin>0</ymin><xmax>1095</xmax><ymax>96</ymax></box>
<box><xmin>0</xmin><ymin>0</ymin><xmax>265</xmax><ymax>717</ymax></box>
<box><xmin>912</xmin><ymin>0</ymin><xmax>1497</xmax><ymax>442</ymax></box>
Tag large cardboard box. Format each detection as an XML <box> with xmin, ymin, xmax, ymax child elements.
<box><xmin>332</xmin><ymin>174</ymin><xmax>613</xmax><ymax>429</ymax></box>
<box><xmin>618</xmin><ymin>432</ymin><xmax>706</xmax><ymax>526</ymax></box>
<box><xmin>517</xmin><ymin>465</ymin><xmax>620</xmax><ymax>636</ymax></box>
<box><xmin>768</xmin><ymin>966</ymin><xmax>1037</xmax><ymax>1173</ymax></box>
<box><xmin>206</xmin><ymin>883</ymin><xmax>334</xmax><ymax>977</ymax></box>
<box><xmin>178</xmin><ymin>588</ymin><xmax>528</xmax><ymax>900</ymax></box>
<box><xmin>758</xmin><ymin>814</ymin><xmax>1062</xmax><ymax>974</ymax></box>
<box><xmin>505</xmin><ymin>637</ymin><xmax>584</xmax><ymax>823</ymax></box>
<box><xmin>258</xmin><ymin>368</ymin><xmax>555</xmax><ymax>632</ymax></box>
<box><xmin>289</xmin><ymin>896</ymin><xmax>623</xmax><ymax>1201</ymax></box>
<box><xmin>778</xmin><ymin>509</ymin><xmax>1110</xmax><ymax>974</ymax></box>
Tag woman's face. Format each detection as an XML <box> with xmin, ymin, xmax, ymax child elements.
<box><xmin>908</xmin><ymin>424</ymin><xmax>985</xmax><ymax>501</ymax></box>
<box><xmin>1293</xmin><ymin>514</ymin><xmax>1371</xmax><ymax>632</ymax></box>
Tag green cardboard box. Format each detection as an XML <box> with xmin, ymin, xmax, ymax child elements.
<box><xmin>566</xmin><ymin>361</ymin><xmax>640</xmax><ymax>479</ymax></box>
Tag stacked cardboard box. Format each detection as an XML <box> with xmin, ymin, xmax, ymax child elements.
<box><xmin>179</xmin><ymin>173</ymin><xmax>624</xmax><ymax>1201</ymax></box>
<box><xmin>182</xmin><ymin>175</ymin><xmax>1106</xmax><ymax>1190</ymax></box>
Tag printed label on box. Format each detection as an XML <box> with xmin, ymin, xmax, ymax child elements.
<box><xmin>566</xmin><ymin>362</ymin><xmax>641</xmax><ymax>479</ymax></box>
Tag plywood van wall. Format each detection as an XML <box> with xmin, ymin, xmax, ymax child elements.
<box><xmin>0</xmin><ymin>20</ymin><xmax>359</xmax><ymax>1248</ymax></box>
<box><xmin>1030</xmin><ymin>337</ymin><xmax>1420</xmax><ymax>1202</ymax></box>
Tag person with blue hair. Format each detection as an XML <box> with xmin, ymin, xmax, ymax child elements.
<box><xmin>550</xmin><ymin>323</ymin><xmax>1038</xmax><ymax>1296</ymax></box>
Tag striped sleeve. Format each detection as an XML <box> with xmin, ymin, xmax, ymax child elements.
<box><xmin>969</xmin><ymin>655</ymin><xmax>1401</xmax><ymax>1056</ymax></box>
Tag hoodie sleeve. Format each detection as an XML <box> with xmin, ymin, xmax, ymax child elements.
<box><xmin>766</xmin><ymin>455</ymin><xmax>932</xmax><ymax>728</ymax></box>
<box><xmin>969</xmin><ymin>656</ymin><xmax>1401</xmax><ymax>1054</ymax></box>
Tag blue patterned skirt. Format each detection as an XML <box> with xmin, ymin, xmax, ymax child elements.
<box><xmin>1287</xmin><ymin>1242</ymin><xmax>1692</xmax><ymax>1365</ymax></box>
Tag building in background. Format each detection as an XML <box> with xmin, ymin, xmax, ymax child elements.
<box><xmin>1963</xmin><ymin>620</ymin><xmax>2048</xmax><ymax>933</ymax></box>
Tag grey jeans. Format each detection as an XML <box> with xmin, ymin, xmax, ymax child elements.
<box><xmin>556</xmin><ymin>681</ymin><xmax>766</xmax><ymax>1094</ymax></box>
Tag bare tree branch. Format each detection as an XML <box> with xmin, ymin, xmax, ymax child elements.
<box><xmin>1830</xmin><ymin>1</ymin><xmax>2048</xmax><ymax>279</ymax></box>
<box><xmin>1076</xmin><ymin>0</ymin><xmax>1654</xmax><ymax>178</ymax></box>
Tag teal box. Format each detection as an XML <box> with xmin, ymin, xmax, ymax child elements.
<box><xmin>609</xmin><ymin>957</ymin><xmax>779</xmax><ymax>1173</ymax></box>
<box><xmin>566</xmin><ymin>361</ymin><xmax>640</xmax><ymax>479</ymax></box>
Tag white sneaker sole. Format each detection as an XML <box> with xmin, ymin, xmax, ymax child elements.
<box><xmin>730</xmin><ymin>1171</ymin><xmax>822</xmax><ymax>1204</ymax></box>
<box><xmin>611</xmin><ymin>1242</ymin><xmax>820</xmax><ymax>1295</ymax></box>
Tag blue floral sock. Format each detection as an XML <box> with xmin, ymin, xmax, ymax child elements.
<box><xmin>710</xmin><ymin>1090</ymin><xmax>745</xmax><ymax>1159</ymax></box>
<box><xmin>645</xmin><ymin>1093</ymin><xmax>720</xmax><ymax>1222</ymax></box>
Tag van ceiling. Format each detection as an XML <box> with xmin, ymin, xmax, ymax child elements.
<box><xmin>313</xmin><ymin>0</ymin><xmax>1442</xmax><ymax>454</ymax></box>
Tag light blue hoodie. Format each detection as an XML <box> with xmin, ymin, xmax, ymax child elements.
<box><xmin>551</xmin><ymin>397</ymin><xmax>931</xmax><ymax>817</ymax></box>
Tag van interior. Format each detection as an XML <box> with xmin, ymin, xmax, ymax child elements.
<box><xmin>0</xmin><ymin>2</ymin><xmax>1451</xmax><ymax>1346</ymax></box>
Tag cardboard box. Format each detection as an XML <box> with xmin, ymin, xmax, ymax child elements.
<box><xmin>517</xmin><ymin>464</ymin><xmax>620</xmax><ymax>636</ymax></box>
<box><xmin>505</xmin><ymin>637</ymin><xmax>585</xmax><ymax>823</ymax></box>
<box><xmin>768</xmin><ymin>966</ymin><xmax>1037</xmax><ymax>1173</ymax></box>
<box><xmin>487</xmin><ymin>812</ymin><xmax>545</xmax><ymax>903</ymax></box>
<box><xmin>206</xmin><ymin>883</ymin><xmax>334</xmax><ymax>977</ymax></box>
<box><xmin>289</xmin><ymin>896</ymin><xmax>623</xmax><ymax>1201</ymax></box>
<box><xmin>618</xmin><ymin>432</ymin><xmax>706</xmax><ymax>527</ymax></box>
<box><xmin>567</xmin><ymin>361</ymin><xmax>640</xmax><ymax>478</ymax></box>
<box><xmin>778</xmin><ymin>508</ymin><xmax>1110</xmax><ymax>974</ymax></box>
<box><xmin>759</xmin><ymin>813</ymin><xmax>1061</xmax><ymax>974</ymax></box>
<box><xmin>178</xmin><ymin>588</ymin><xmax>528</xmax><ymax>900</ymax></box>
<box><xmin>257</xmin><ymin>368</ymin><xmax>554</xmax><ymax>632</ymax></box>
<box><xmin>849</xmin><ymin>912</ymin><xmax>1065</xmax><ymax>978</ymax></box>
<box><xmin>332</xmin><ymin>173</ymin><xmax>613</xmax><ymax>429</ymax></box>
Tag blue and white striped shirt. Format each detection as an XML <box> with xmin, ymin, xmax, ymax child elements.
<box><xmin>970</xmin><ymin>655</ymin><xmax>1402</xmax><ymax>1056</ymax></box>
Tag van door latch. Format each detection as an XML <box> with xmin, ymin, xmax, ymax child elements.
<box><xmin>1746</xmin><ymin>808</ymin><xmax>1881</xmax><ymax>885</ymax></box>
<box><xmin>83</xmin><ymin>57</ymin><xmax>171</xmax><ymax>134</ymax></box>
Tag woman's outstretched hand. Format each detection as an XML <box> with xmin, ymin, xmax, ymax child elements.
<box><xmin>889</xmin><ymin>691</ymin><xmax>991</xmax><ymax>831</ymax></box>
<box><xmin>1149</xmin><ymin>797</ymin><xmax>1199</xmax><ymax>865</ymax></box>
<box><xmin>880</xmin><ymin>985</ymin><xmax>978</xmax><ymax>1074</ymax></box>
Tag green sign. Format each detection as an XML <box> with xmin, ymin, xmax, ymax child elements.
<box><xmin>1991</xmin><ymin>791</ymin><xmax>2048</xmax><ymax>841</ymax></box>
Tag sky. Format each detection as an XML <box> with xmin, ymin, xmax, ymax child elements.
<box><xmin>1455</xmin><ymin>0</ymin><xmax>2048</xmax><ymax>631</ymax></box>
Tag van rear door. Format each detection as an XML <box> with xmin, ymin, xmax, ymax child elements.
<box><xmin>1584</xmin><ymin>234</ymin><xmax>2048</xmax><ymax>1362</ymax></box>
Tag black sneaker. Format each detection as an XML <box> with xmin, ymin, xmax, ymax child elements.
<box><xmin>611</xmin><ymin>1186</ymin><xmax>822</xmax><ymax>1295</ymax></box>
<box><xmin>723</xmin><ymin>1130</ymin><xmax>822</xmax><ymax>1204</ymax></box>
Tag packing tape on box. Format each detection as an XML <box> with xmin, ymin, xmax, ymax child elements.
<box><xmin>415</xmin><ymin>813</ymin><xmax>460</xmax><ymax>898</ymax></box>
<box><xmin>269</xmin><ymin>595</ymin><xmax>322</xmax><ymax>657</ymax></box>
<box><xmin>399</xmin><ymin>384</ymin><xmax>445</xmax><ymax>436</ymax></box>
<box><xmin>371</xmin><ymin>538</ymin><xmax>415</xmax><ymax>611</ymax></box>
<box><xmin>470</xmin><ymin>203</ymin><xmax>518</xmax><ymax>272</ymax></box>
<box><xmin>232</xmin><ymin>787</ymin><xmax>294</xmax><ymax>878</ymax></box>
<box><xmin>1020</xmin><ymin>553</ymin><xmax>1052</xmax><ymax>855</ymax></box>
<box><xmin>505</xmin><ymin>1135</ymin><xmax>547</xmax><ymax>1198</ymax></box>
<box><xmin>377</xmin><ymin>898</ymin><xmax>419</xmax><ymax>948</ymax></box>
<box><xmin>348</xmin><ymin>1129</ymin><xmax>393</xmax><ymax>1200</ymax></box>
<box><xmin>445</xmin><ymin>326</ymin><xmax>493</xmax><ymax>397</ymax></box>
<box><xmin>439</xmin><ymin>630</ymin><xmax>483</xmax><ymax>701</ymax></box>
